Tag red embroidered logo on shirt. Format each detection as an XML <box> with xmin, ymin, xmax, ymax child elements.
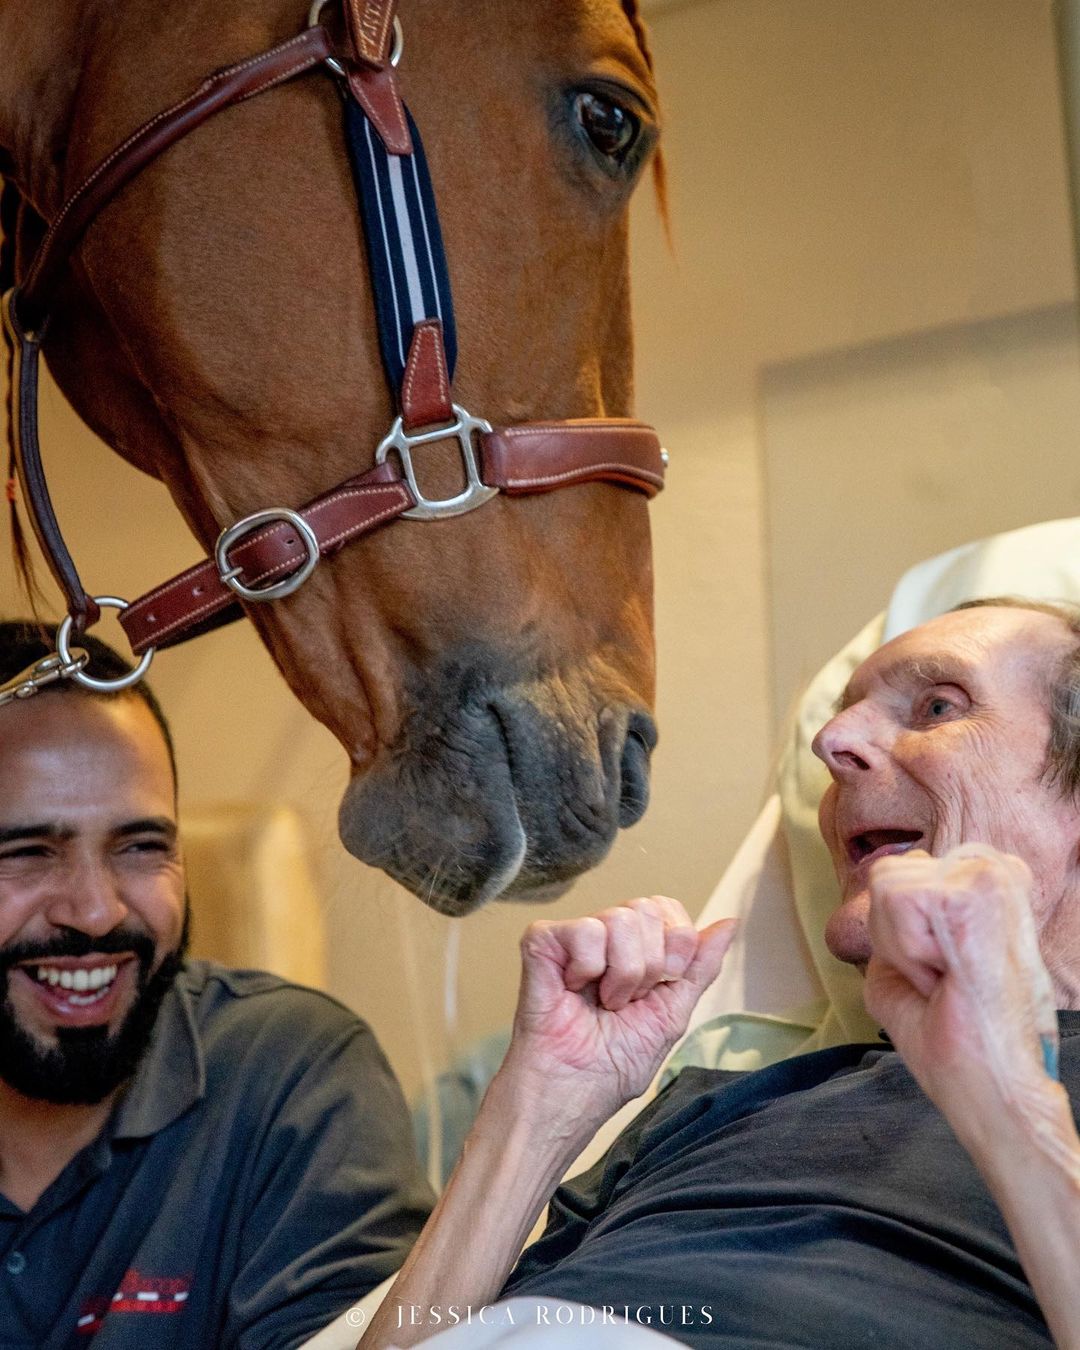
<box><xmin>77</xmin><ymin>1269</ymin><xmax>191</xmax><ymax>1335</ymax></box>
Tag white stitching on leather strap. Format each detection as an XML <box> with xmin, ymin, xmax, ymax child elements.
<box><xmin>126</xmin><ymin>483</ymin><xmax>410</xmax><ymax>644</ymax></box>
<box><xmin>38</xmin><ymin>32</ymin><xmax>321</xmax><ymax>253</ymax></box>
<box><xmin>504</xmin><ymin>464</ymin><xmax>663</xmax><ymax>489</ymax></box>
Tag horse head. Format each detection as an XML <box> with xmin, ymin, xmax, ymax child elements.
<box><xmin>0</xmin><ymin>0</ymin><xmax>664</xmax><ymax>914</ymax></box>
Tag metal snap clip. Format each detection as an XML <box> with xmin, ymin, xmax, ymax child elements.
<box><xmin>0</xmin><ymin>650</ymin><xmax>90</xmax><ymax>707</ymax></box>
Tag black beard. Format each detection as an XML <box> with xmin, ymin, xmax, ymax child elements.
<box><xmin>0</xmin><ymin>913</ymin><xmax>189</xmax><ymax>1106</ymax></box>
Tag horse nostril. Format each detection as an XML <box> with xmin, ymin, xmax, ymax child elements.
<box><xmin>618</xmin><ymin>712</ymin><xmax>657</xmax><ymax>827</ymax></box>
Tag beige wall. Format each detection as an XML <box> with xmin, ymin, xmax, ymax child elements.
<box><xmin>3</xmin><ymin>0</ymin><xmax>1078</xmax><ymax>1101</ymax></box>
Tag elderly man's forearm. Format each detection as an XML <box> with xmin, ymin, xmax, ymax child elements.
<box><xmin>959</xmin><ymin>1082</ymin><xmax>1080</xmax><ymax>1349</ymax></box>
<box><xmin>356</xmin><ymin>1068</ymin><xmax>600</xmax><ymax>1349</ymax></box>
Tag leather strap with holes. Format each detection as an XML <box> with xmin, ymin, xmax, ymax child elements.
<box><xmin>118</xmin><ymin>420</ymin><xmax>664</xmax><ymax>654</ymax></box>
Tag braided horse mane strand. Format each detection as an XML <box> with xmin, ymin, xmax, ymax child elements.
<box><xmin>0</xmin><ymin>179</ymin><xmax>17</xmax><ymax>295</ymax></box>
<box><xmin>1</xmin><ymin>178</ymin><xmax>47</xmax><ymax>613</ymax></box>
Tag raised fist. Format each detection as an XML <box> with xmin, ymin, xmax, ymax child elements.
<box><xmin>505</xmin><ymin>896</ymin><xmax>735</xmax><ymax>1124</ymax></box>
<box><xmin>863</xmin><ymin>844</ymin><xmax>1060</xmax><ymax>1131</ymax></box>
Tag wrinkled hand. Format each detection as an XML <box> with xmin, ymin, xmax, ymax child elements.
<box><xmin>863</xmin><ymin>845</ymin><xmax>1060</xmax><ymax>1129</ymax></box>
<box><xmin>504</xmin><ymin>897</ymin><xmax>735</xmax><ymax>1124</ymax></box>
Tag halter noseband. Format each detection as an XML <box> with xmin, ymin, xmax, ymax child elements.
<box><xmin>0</xmin><ymin>0</ymin><xmax>667</xmax><ymax>702</ymax></box>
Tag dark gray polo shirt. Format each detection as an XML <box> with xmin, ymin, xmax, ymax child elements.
<box><xmin>0</xmin><ymin>960</ymin><xmax>434</xmax><ymax>1350</ymax></box>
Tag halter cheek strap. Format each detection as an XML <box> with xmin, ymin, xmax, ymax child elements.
<box><xmin>1</xmin><ymin>0</ymin><xmax>667</xmax><ymax>697</ymax></box>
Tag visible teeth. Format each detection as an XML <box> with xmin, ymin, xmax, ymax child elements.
<box><xmin>68</xmin><ymin>988</ymin><xmax>109</xmax><ymax>1006</ymax></box>
<box><xmin>33</xmin><ymin>963</ymin><xmax>119</xmax><ymax>993</ymax></box>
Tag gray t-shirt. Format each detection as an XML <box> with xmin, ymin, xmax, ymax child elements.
<box><xmin>505</xmin><ymin>1014</ymin><xmax>1080</xmax><ymax>1347</ymax></box>
<box><xmin>0</xmin><ymin>960</ymin><xmax>434</xmax><ymax>1350</ymax></box>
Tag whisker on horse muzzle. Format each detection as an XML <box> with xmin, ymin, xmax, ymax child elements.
<box><xmin>336</xmin><ymin>665</ymin><xmax>656</xmax><ymax>913</ymax></box>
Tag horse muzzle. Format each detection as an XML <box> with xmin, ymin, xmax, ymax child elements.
<box><xmin>337</xmin><ymin>657</ymin><xmax>657</xmax><ymax>914</ymax></box>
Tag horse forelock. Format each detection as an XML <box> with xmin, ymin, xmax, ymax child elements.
<box><xmin>620</xmin><ymin>0</ymin><xmax>656</xmax><ymax>74</ymax></box>
<box><xmin>618</xmin><ymin>0</ymin><xmax>670</xmax><ymax>238</ymax></box>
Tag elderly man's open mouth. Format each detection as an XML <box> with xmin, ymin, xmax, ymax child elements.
<box><xmin>846</xmin><ymin>827</ymin><xmax>926</xmax><ymax>869</ymax></box>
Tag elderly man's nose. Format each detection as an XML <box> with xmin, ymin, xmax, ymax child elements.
<box><xmin>43</xmin><ymin>865</ymin><xmax>129</xmax><ymax>937</ymax></box>
<box><xmin>812</xmin><ymin>715</ymin><xmax>873</xmax><ymax>776</ymax></box>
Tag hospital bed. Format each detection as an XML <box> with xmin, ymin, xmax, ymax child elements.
<box><xmin>575</xmin><ymin>513</ymin><xmax>1080</xmax><ymax>1172</ymax></box>
<box><xmin>306</xmin><ymin>514</ymin><xmax>1080</xmax><ymax>1347</ymax></box>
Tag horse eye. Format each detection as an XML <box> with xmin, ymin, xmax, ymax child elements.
<box><xmin>574</xmin><ymin>92</ymin><xmax>639</xmax><ymax>161</ymax></box>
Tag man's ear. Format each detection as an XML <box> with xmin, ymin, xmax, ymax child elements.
<box><xmin>1062</xmin><ymin>806</ymin><xmax>1080</xmax><ymax>883</ymax></box>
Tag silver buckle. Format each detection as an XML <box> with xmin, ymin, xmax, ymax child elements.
<box><xmin>375</xmin><ymin>404</ymin><xmax>497</xmax><ymax>521</ymax></box>
<box><xmin>215</xmin><ymin>508</ymin><xmax>321</xmax><ymax>603</ymax></box>
<box><xmin>57</xmin><ymin>596</ymin><xmax>155</xmax><ymax>692</ymax></box>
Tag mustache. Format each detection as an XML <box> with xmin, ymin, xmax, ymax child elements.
<box><xmin>0</xmin><ymin>928</ymin><xmax>157</xmax><ymax>975</ymax></box>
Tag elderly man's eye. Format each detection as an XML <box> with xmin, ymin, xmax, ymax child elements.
<box><xmin>917</xmin><ymin>687</ymin><xmax>968</xmax><ymax>722</ymax></box>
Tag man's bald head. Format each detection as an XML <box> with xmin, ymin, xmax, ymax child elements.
<box><xmin>0</xmin><ymin>622</ymin><xmax>176</xmax><ymax>786</ymax></box>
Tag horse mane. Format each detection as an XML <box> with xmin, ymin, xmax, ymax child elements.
<box><xmin>621</xmin><ymin>0</ymin><xmax>671</xmax><ymax>239</ymax></box>
<box><xmin>1</xmin><ymin>178</ymin><xmax>47</xmax><ymax>616</ymax></box>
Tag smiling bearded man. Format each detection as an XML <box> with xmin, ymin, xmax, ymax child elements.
<box><xmin>0</xmin><ymin>692</ymin><xmax>188</xmax><ymax>1109</ymax></box>
<box><xmin>0</xmin><ymin>622</ymin><xmax>432</xmax><ymax>1350</ymax></box>
<box><xmin>0</xmin><ymin>910</ymin><xmax>186</xmax><ymax>1105</ymax></box>
<box><xmin>341</xmin><ymin>598</ymin><xmax>1080</xmax><ymax>1350</ymax></box>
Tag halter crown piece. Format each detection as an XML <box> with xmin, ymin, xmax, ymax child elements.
<box><xmin>0</xmin><ymin>0</ymin><xmax>667</xmax><ymax>704</ymax></box>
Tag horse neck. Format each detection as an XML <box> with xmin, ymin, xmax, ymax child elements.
<box><xmin>0</xmin><ymin>4</ymin><xmax>100</xmax><ymax>218</ymax></box>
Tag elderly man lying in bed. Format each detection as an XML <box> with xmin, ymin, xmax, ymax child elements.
<box><xmin>362</xmin><ymin>598</ymin><xmax>1080</xmax><ymax>1350</ymax></box>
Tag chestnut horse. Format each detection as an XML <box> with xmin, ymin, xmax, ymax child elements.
<box><xmin>0</xmin><ymin>0</ymin><xmax>663</xmax><ymax>914</ymax></box>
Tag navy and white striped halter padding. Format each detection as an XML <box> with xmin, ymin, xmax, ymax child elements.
<box><xmin>343</xmin><ymin>98</ymin><xmax>458</xmax><ymax>396</ymax></box>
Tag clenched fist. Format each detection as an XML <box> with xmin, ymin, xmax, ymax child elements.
<box><xmin>863</xmin><ymin>844</ymin><xmax>1061</xmax><ymax>1137</ymax></box>
<box><xmin>502</xmin><ymin>897</ymin><xmax>735</xmax><ymax>1127</ymax></box>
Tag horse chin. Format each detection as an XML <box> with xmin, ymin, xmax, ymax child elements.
<box><xmin>337</xmin><ymin>772</ymin><xmax>619</xmax><ymax>915</ymax></box>
<box><xmin>335</xmin><ymin>649</ymin><xmax>655</xmax><ymax>915</ymax></box>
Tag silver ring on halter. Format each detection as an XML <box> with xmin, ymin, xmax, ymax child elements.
<box><xmin>57</xmin><ymin>597</ymin><xmax>155</xmax><ymax>692</ymax></box>
<box><xmin>215</xmin><ymin>508</ymin><xmax>321</xmax><ymax>603</ymax></box>
<box><xmin>307</xmin><ymin>0</ymin><xmax>404</xmax><ymax>77</ymax></box>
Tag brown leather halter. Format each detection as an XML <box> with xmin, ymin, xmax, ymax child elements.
<box><xmin>0</xmin><ymin>0</ymin><xmax>666</xmax><ymax>699</ymax></box>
